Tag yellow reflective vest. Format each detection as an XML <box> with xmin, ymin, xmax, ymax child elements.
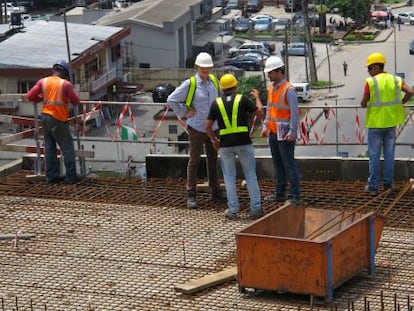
<box><xmin>365</xmin><ymin>73</ymin><xmax>405</xmax><ymax>128</ymax></box>
<box><xmin>216</xmin><ymin>94</ymin><xmax>248</xmax><ymax>136</ymax></box>
<box><xmin>185</xmin><ymin>74</ymin><xmax>219</xmax><ymax>108</ymax></box>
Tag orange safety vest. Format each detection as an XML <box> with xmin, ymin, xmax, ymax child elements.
<box><xmin>41</xmin><ymin>76</ymin><xmax>70</xmax><ymax>122</ymax></box>
<box><xmin>266</xmin><ymin>81</ymin><xmax>293</xmax><ymax>134</ymax></box>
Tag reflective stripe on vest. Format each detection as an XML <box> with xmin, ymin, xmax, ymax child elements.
<box><xmin>216</xmin><ymin>94</ymin><xmax>248</xmax><ymax>136</ymax></box>
<box><xmin>41</xmin><ymin>76</ymin><xmax>70</xmax><ymax>122</ymax></box>
<box><xmin>185</xmin><ymin>74</ymin><xmax>219</xmax><ymax>108</ymax></box>
<box><xmin>366</xmin><ymin>73</ymin><xmax>405</xmax><ymax>128</ymax></box>
<box><xmin>267</xmin><ymin>81</ymin><xmax>292</xmax><ymax>134</ymax></box>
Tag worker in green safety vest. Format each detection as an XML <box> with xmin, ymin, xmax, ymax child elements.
<box><xmin>206</xmin><ymin>73</ymin><xmax>265</xmax><ymax>221</ymax></box>
<box><xmin>167</xmin><ymin>52</ymin><xmax>224</xmax><ymax>209</ymax></box>
<box><xmin>360</xmin><ymin>52</ymin><xmax>413</xmax><ymax>196</ymax></box>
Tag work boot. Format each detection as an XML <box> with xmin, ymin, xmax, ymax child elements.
<box><xmin>224</xmin><ymin>209</ymin><xmax>238</xmax><ymax>220</ymax></box>
<box><xmin>187</xmin><ymin>191</ymin><xmax>198</xmax><ymax>209</ymax></box>
<box><xmin>63</xmin><ymin>174</ymin><xmax>84</xmax><ymax>185</ymax></box>
<box><xmin>249</xmin><ymin>208</ymin><xmax>266</xmax><ymax>220</ymax></box>
<box><xmin>364</xmin><ymin>184</ymin><xmax>378</xmax><ymax>196</ymax></box>
<box><xmin>264</xmin><ymin>193</ymin><xmax>286</xmax><ymax>202</ymax></box>
<box><xmin>210</xmin><ymin>187</ymin><xmax>226</xmax><ymax>202</ymax></box>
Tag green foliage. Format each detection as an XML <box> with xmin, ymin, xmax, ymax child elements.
<box><xmin>312</xmin><ymin>33</ymin><xmax>334</xmax><ymax>43</ymax></box>
<box><xmin>344</xmin><ymin>33</ymin><xmax>375</xmax><ymax>41</ymax></box>
<box><xmin>326</xmin><ymin>0</ymin><xmax>370</xmax><ymax>24</ymax></box>
<box><xmin>310</xmin><ymin>80</ymin><xmax>334</xmax><ymax>87</ymax></box>
<box><xmin>237</xmin><ymin>75</ymin><xmax>268</xmax><ymax>104</ymax></box>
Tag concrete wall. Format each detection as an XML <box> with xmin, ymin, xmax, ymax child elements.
<box><xmin>145</xmin><ymin>154</ymin><xmax>414</xmax><ymax>182</ymax></box>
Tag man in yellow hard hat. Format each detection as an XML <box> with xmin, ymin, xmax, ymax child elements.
<box><xmin>205</xmin><ymin>73</ymin><xmax>264</xmax><ymax>220</ymax></box>
<box><xmin>360</xmin><ymin>52</ymin><xmax>413</xmax><ymax>195</ymax></box>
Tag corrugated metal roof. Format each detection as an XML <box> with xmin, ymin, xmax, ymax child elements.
<box><xmin>97</xmin><ymin>0</ymin><xmax>201</xmax><ymax>28</ymax></box>
<box><xmin>0</xmin><ymin>20</ymin><xmax>125</xmax><ymax>69</ymax></box>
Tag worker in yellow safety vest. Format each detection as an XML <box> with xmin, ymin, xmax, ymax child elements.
<box><xmin>360</xmin><ymin>52</ymin><xmax>413</xmax><ymax>196</ymax></box>
<box><xmin>167</xmin><ymin>52</ymin><xmax>224</xmax><ymax>209</ymax></box>
<box><xmin>206</xmin><ymin>73</ymin><xmax>264</xmax><ymax>220</ymax></box>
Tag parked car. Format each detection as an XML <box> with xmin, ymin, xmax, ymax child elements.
<box><xmin>254</xmin><ymin>17</ymin><xmax>272</xmax><ymax>32</ymax></box>
<box><xmin>396</xmin><ymin>12</ymin><xmax>414</xmax><ymax>25</ymax></box>
<box><xmin>152</xmin><ymin>83</ymin><xmax>175</xmax><ymax>103</ymax></box>
<box><xmin>233</xmin><ymin>17</ymin><xmax>251</xmax><ymax>32</ymax></box>
<box><xmin>227</xmin><ymin>0</ymin><xmax>242</xmax><ymax>9</ymax></box>
<box><xmin>291</xmin><ymin>82</ymin><xmax>312</xmax><ymax>101</ymax></box>
<box><xmin>274</xmin><ymin>18</ymin><xmax>292</xmax><ymax>31</ymax></box>
<box><xmin>228</xmin><ymin>41</ymin><xmax>270</xmax><ymax>57</ymax></box>
<box><xmin>280</xmin><ymin>42</ymin><xmax>316</xmax><ymax>56</ymax></box>
<box><xmin>410</xmin><ymin>40</ymin><xmax>414</xmax><ymax>54</ymax></box>
<box><xmin>246</xmin><ymin>0</ymin><xmax>263</xmax><ymax>12</ymax></box>
<box><xmin>224</xmin><ymin>53</ymin><xmax>266</xmax><ymax>71</ymax></box>
<box><xmin>1</xmin><ymin>2</ymin><xmax>26</xmax><ymax>14</ymax></box>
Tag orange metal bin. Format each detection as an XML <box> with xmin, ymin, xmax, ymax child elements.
<box><xmin>236</xmin><ymin>204</ymin><xmax>384</xmax><ymax>300</ymax></box>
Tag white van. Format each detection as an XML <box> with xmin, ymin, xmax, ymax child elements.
<box><xmin>292</xmin><ymin>82</ymin><xmax>312</xmax><ymax>102</ymax></box>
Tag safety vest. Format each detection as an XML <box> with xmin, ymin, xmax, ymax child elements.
<box><xmin>185</xmin><ymin>74</ymin><xmax>219</xmax><ymax>108</ymax></box>
<box><xmin>365</xmin><ymin>73</ymin><xmax>405</xmax><ymax>128</ymax></box>
<box><xmin>216</xmin><ymin>94</ymin><xmax>248</xmax><ymax>136</ymax></box>
<box><xmin>267</xmin><ymin>81</ymin><xmax>293</xmax><ymax>134</ymax></box>
<box><xmin>41</xmin><ymin>76</ymin><xmax>70</xmax><ymax>122</ymax></box>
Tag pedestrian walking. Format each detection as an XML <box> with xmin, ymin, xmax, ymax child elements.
<box><xmin>360</xmin><ymin>52</ymin><xmax>413</xmax><ymax>195</ymax></box>
<box><xmin>323</xmin><ymin>103</ymin><xmax>330</xmax><ymax>119</ymax></box>
<box><xmin>167</xmin><ymin>52</ymin><xmax>225</xmax><ymax>209</ymax></box>
<box><xmin>343</xmin><ymin>61</ymin><xmax>348</xmax><ymax>76</ymax></box>
<box><xmin>25</xmin><ymin>60</ymin><xmax>83</xmax><ymax>184</ymax></box>
<box><xmin>261</xmin><ymin>56</ymin><xmax>301</xmax><ymax>205</ymax></box>
<box><xmin>206</xmin><ymin>73</ymin><xmax>265</xmax><ymax>220</ymax></box>
<box><xmin>397</xmin><ymin>16</ymin><xmax>401</xmax><ymax>30</ymax></box>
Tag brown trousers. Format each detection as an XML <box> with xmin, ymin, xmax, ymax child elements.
<box><xmin>186</xmin><ymin>126</ymin><xmax>219</xmax><ymax>193</ymax></box>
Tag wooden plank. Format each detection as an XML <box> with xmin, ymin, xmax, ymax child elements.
<box><xmin>174</xmin><ymin>266</ymin><xmax>237</xmax><ymax>294</ymax></box>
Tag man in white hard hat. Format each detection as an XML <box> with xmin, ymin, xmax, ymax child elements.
<box><xmin>261</xmin><ymin>56</ymin><xmax>301</xmax><ymax>205</ymax></box>
<box><xmin>168</xmin><ymin>52</ymin><xmax>225</xmax><ymax>209</ymax></box>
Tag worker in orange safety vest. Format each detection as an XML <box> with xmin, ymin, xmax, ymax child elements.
<box><xmin>26</xmin><ymin>60</ymin><xmax>82</xmax><ymax>184</ymax></box>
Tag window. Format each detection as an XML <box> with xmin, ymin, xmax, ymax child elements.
<box><xmin>169</xmin><ymin>125</ymin><xmax>178</xmax><ymax>134</ymax></box>
<box><xmin>18</xmin><ymin>81</ymin><xmax>35</xmax><ymax>93</ymax></box>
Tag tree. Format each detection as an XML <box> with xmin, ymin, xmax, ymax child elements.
<box><xmin>326</xmin><ymin>0</ymin><xmax>371</xmax><ymax>25</ymax></box>
<box><xmin>302</xmin><ymin>0</ymin><xmax>318</xmax><ymax>83</ymax></box>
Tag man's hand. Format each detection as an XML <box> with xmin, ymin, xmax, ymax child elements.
<box><xmin>186</xmin><ymin>107</ymin><xmax>197</xmax><ymax>118</ymax></box>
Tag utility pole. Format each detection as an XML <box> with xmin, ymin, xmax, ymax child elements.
<box><xmin>302</xmin><ymin>0</ymin><xmax>318</xmax><ymax>83</ymax></box>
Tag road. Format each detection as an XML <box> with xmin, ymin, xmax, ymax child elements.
<box><xmin>252</xmin><ymin>5</ymin><xmax>414</xmax><ymax>158</ymax></box>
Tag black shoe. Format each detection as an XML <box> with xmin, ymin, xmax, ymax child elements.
<box><xmin>63</xmin><ymin>175</ymin><xmax>84</xmax><ymax>184</ymax></box>
<box><xmin>249</xmin><ymin>209</ymin><xmax>266</xmax><ymax>220</ymax></box>
<box><xmin>210</xmin><ymin>188</ymin><xmax>226</xmax><ymax>202</ymax></box>
<box><xmin>187</xmin><ymin>190</ymin><xmax>198</xmax><ymax>209</ymax></box>
<box><xmin>264</xmin><ymin>193</ymin><xmax>286</xmax><ymax>202</ymax></box>
<box><xmin>384</xmin><ymin>184</ymin><xmax>396</xmax><ymax>192</ymax></box>
<box><xmin>46</xmin><ymin>176</ymin><xmax>65</xmax><ymax>184</ymax></box>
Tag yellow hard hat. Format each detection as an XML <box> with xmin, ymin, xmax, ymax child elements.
<box><xmin>219</xmin><ymin>73</ymin><xmax>238</xmax><ymax>90</ymax></box>
<box><xmin>366</xmin><ymin>52</ymin><xmax>386</xmax><ymax>67</ymax></box>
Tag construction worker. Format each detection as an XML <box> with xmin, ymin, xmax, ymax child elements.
<box><xmin>167</xmin><ymin>52</ymin><xmax>225</xmax><ymax>209</ymax></box>
<box><xmin>205</xmin><ymin>73</ymin><xmax>264</xmax><ymax>220</ymax></box>
<box><xmin>261</xmin><ymin>56</ymin><xmax>301</xmax><ymax>205</ymax></box>
<box><xmin>25</xmin><ymin>60</ymin><xmax>82</xmax><ymax>184</ymax></box>
<box><xmin>360</xmin><ymin>52</ymin><xmax>413</xmax><ymax>195</ymax></box>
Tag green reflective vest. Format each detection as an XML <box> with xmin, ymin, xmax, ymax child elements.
<box><xmin>216</xmin><ymin>94</ymin><xmax>248</xmax><ymax>136</ymax></box>
<box><xmin>365</xmin><ymin>73</ymin><xmax>405</xmax><ymax>128</ymax></box>
<box><xmin>185</xmin><ymin>74</ymin><xmax>219</xmax><ymax>108</ymax></box>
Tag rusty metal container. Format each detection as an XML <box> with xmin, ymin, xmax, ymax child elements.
<box><xmin>236</xmin><ymin>204</ymin><xmax>384</xmax><ymax>300</ymax></box>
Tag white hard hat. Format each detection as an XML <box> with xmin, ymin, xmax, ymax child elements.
<box><xmin>194</xmin><ymin>52</ymin><xmax>214</xmax><ymax>68</ymax></box>
<box><xmin>264</xmin><ymin>56</ymin><xmax>284</xmax><ymax>73</ymax></box>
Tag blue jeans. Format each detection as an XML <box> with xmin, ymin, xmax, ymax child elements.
<box><xmin>367</xmin><ymin>127</ymin><xmax>396</xmax><ymax>190</ymax></box>
<box><xmin>268</xmin><ymin>133</ymin><xmax>301</xmax><ymax>199</ymax></box>
<box><xmin>218</xmin><ymin>144</ymin><xmax>261</xmax><ymax>214</ymax></box>
<box><xmin>41</xmin><ymin>114</ymin><xmax>77</xmax><ymax>181</ymax></box>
